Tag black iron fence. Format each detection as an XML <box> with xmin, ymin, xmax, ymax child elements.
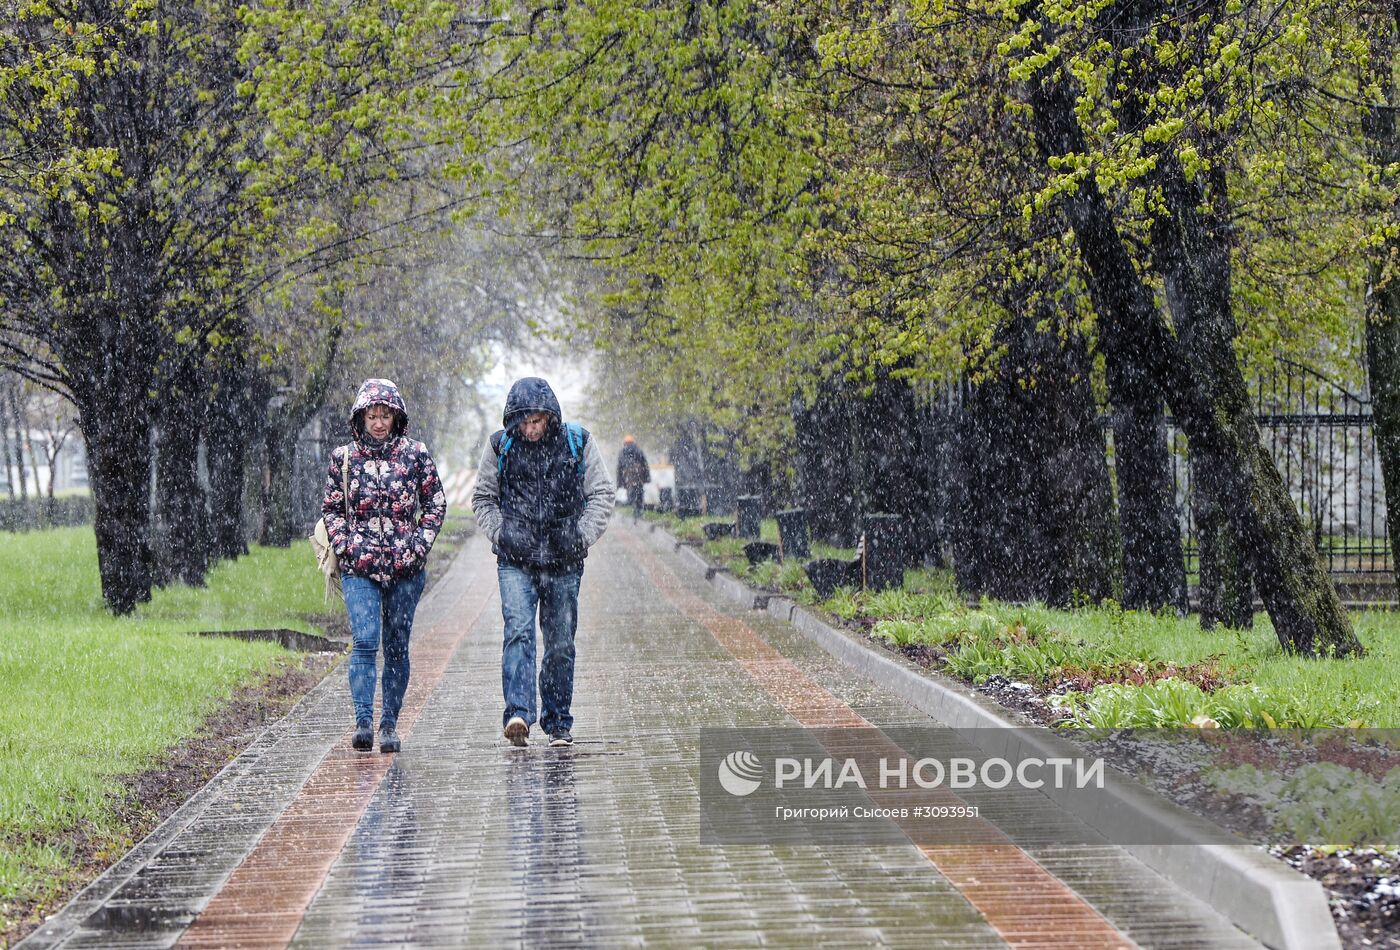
<box><xmin>0</xmin><ymin>494</ymin><xmax>95</xmax><ymax>531</ymax></box>
<box><xmin>932</xmin><ymin>358</ymin><xmax>1392</xmax><ymax>583</ymax></box>
<box><xmin>1160</xmin><ymin>360</ymin><xmax>1390</xmax><ymax>578</ymax></box>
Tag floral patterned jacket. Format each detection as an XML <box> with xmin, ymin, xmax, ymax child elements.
<box><xmin>321</xmin><ymin>436</ymin><xmax>447</xmax><ymax>584</ymax></box>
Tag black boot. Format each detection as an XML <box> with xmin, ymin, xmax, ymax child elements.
<box><xmin>379</xmin><ymin>722</ymin><xmax>401</xmax><ymax>753</ymax></box>
<box><xmin>352</xmin><ymin>721</ymin><xmax>374</xmax><ymax>751</ymax></box>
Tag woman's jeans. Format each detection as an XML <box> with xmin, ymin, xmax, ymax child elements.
<box><xmin>342</xmin><ymin>570</ymin><xmax>427</xmax><ymax>727</ymax></box>
<box><xmin>499</xmin><ymin>562</ymin><xmax>582</xmax><ymax>735</ymax></box>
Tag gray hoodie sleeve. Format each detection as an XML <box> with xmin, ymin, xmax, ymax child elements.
<box><xmin>578</xmin><ymin>434</ymin><xmax>615</xmax><ymax>546</ymax></box>
<box><xmin>471</xmin><ymin>440</ymin><xmax>503</xmax><ymax>544</ymax></box>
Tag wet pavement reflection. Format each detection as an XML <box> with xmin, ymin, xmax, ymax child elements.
<box><xmin>24</xmin><ymin>527</ymin><xmax>1267</xmax><ymax>949</ymax></box>
<box><xmin>508</xmin><ymin>752</ymin><xmax>588</xmax><ymax>947</ymax></box>
<box><xmin>347</xmin><ymin>762</ymin><xmax>420</xmax><ymax>934</ymax></box>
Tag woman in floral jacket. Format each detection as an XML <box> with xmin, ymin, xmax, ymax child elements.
<box><xmin>322</xmin><ymin>378</ymin><xmax>447</xmax><ymax>753</ymax></box>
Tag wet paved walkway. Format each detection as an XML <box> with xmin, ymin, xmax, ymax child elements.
<box><xmin>23</xmin><ymin>523</ymin><xmax>1264</xmax><ymax>948</ymax></box>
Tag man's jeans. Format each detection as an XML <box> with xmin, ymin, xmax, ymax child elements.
<box><xmin>499</xmin><ymin>562</ymin><xmax>582</xmax><ymax>735</ymax></box>
<box><xmin>343</xmin><ymin>569</ymin><xmax>426</xmax><ymax>728</ymax></box>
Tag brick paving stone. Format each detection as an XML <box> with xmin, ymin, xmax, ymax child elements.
<box><xmin>22</xmin><ymin>523</ymin><xmax>1269</xmax><ymax>949</ymax></box>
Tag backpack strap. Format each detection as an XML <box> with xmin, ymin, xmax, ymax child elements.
<box><xmin>493</xmin><ymin>429</ymin><xmax>512</xmax><ymax>477</ymax></box>
<box><xmin>563</xmin><ymin>422</ymin><xmax>586</xmax><ymax>476</ymax></box>
<box><xmin>494</xmin><ymin>423</ymin><xmax>587</xmax><ymax>478</ymax></box>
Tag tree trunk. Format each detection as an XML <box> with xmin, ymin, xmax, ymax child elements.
<box><xmin>9</xmin><ymin>386</ymin><xmax>28</xmax><ymax>500</ymax></box>
<box><xmin>152</xmin><ymin>397</ymin><xmax>211</xmax><ymax>587</ymax></box>
<box><xmin>78</xmin><ymin>402</ymin><xmax>154</xmax><ymax>614</ymax></box>
<box><xmin>256</xmin><ymin>317</ymin><xmax>344</xmax><ymax>547</ymax></box>
<box><xmin>951</xmin><ymin>316</ymin><xmax>1118</xmax><ymax>605</ymax></box>
<box><xmin>206</xmin><ymin>358</ymin><xmax>251</xmax><ymax>562</ymax></box>
<box><xmin>45</xmin><ymin>436</ymin><xmax>63</xmax><ymax>501</ymax></box>
<box><xmin>1040</xmin><ymin>330</ymin><xmax>1119</xmax><ymax>605</ymax></box>
<box><xmin>862</xmin><ymin>365</ymin><xmax>936</xmax><ymax>566</ymax></box>
<box><xmin>1151</xmin><ymin>154</ymin><xmax>1349</xmax><ymax>653</ymax></box>
<box><xmin>57</xmin><ymin>283</ymin><xmax>162</xmax><ymax>613</ymax></box>
<box><xmin>1194</xmin><ymin>471</ymin><xmax>1254</xmax><ymax>629</ymax></box>
<box><xmin>24</xmin><ymin>420</ymin><xmax>43</xmax><ymax>503</ymax></box>
<box><xmin>1367</xmin><ymin>283</ymin><xmax>1400</xmax><ymax>568</ymax></box>
<box><xmin>1024</xmin><ymin>64</ymin><xmax>1360</xmax><ymax>657</ymax></box>
<box><xmin>1108</xmin><ymin>388</ymin><xmax>1187</xmax><ymax>611</ymax></box>
<box><xmin>1148</xmin><ymin>171</ymin><xmax>1252</xmax><ymax>629</ymax></box>
<box><xmin>1361</xmin><ymin>8</ymin><xmax>1400</xmax><ymax>581</ymax></box>
<box><xmin>261</xmin><ymin>426</ymin><xmax>299</xmax><ymax>547</ymax></box>
<box><xmin>919</xmin><ymin>386</ymin><xmax>956</xmax><ymax>569</ymax></box>
<box><xmin>792</xmin><ymin>375</ymin><xmax>861</xmax><ymax>547</ymax></box>
<box><xmin>0</xmin><ymin>382</ymin><xmax>13</xmax><ymax>502</ymax></box>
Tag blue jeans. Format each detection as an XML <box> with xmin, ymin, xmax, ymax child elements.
<box><xmin>343</xmin><ymin>570</ymin><xmax>426</xmax><ymax>727</ymax></box>
<box><xmin>499</xmin><ymin>562</ymin><xmax>582</xmax><ymax>735</ymax></box>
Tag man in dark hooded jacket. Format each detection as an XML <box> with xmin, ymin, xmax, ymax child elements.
<box><xmin>472</xmin><ymin>377</ymin><xmax>614</xmax><ymax>746</ymax></box>
<box><xmin>615</xmin><ymin>435</ymin><xmax>650</xmax><ymax>519</ymax></box>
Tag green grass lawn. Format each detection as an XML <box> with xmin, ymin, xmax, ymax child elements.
<box><xmin>0</xmin><ymin>527</ymin><xmax>329</xmax><ymax>923</ymax></box>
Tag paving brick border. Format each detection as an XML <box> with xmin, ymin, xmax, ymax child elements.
<box><xmin>640</xmin><ymin>523</ymin><xmax>1340</xmax><ymax>950</ymax></box>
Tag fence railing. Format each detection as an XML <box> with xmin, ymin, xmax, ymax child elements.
<box><xmin>0</xmin><ymin>494</ymin><xmax>96</xmax><ymax>532</ymax></box>
<box><xmin>1164</xmin><ymin>360</ymin><xmax>1390</xmax><ymax>578</ymax></box>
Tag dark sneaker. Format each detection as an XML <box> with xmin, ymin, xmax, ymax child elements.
<box><xmin>548</xmin><ymin>730</ymin><xmax>573</xmax><ymax>747</ymax></box>
<box><xmin>379</xmin><ymin>724</ymin><xmax>401</xmax><ymax>754</ymax></box>
<box><xmin>504</xmin><ymin>716</ymin><xmax>529</xmax><ymax>747</ymax></box>
<box><xmin>352</xmin><ymin>721</ymin><xmax>374</xmax><ymax>751</ymax></box>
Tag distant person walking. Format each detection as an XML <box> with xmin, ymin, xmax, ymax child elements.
<box><xmin>472</xmin><ymin>378</ymin><xmax>614</xmax><ymax>747</ymax></box>
<box><xmin>616</xmin><ymin>435</ymin><xmax>650</xmax><ymax>519</ymax></box>
<box><xmin>322</xmin><ymin>379</ymin><xmax>447</xmax><ymax>754</ymax></box>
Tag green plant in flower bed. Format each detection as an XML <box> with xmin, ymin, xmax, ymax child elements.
<box><xmin>870</xmin><ymin>617</ymin><xmax>964</xmax><ymax>650</ymax></box>
<box><xmin>703</xmin><ymin>535</ymin><xmax>747</xmax><ymax>564</ymax></box>
<box><xmin>645</xmin><ymin>511</ymin><xmax>710</xmax><ymax>543</ymax></box>
<box><xmin>820</xmin><ymin>586</ymin><xmax>1400</xmax><ymax>728</ymax></box>
<box><xmin>930</xmin><ymin>608</ymin><xmax>1178</xmax><ymax>691</ymax></box>
<box><xmin>1207</xmin><ymin>761</ymin><xmax>1400</xmax><ymax>847</ymax></box>
<box><xmin>864</xmin><ymin>587</ymin><xmax>963</xmax><ymax>621</ymax></box>
<box><xmin>661</xmin><ymin>515</ymin><xmax>1400</xmax><ymax>729</ymax></box>
<box><xmin>1050</xmin><ymin>678</ymin><xmax>1383</xmax><ymax>729</ymax></box>
<box><xmin>824</xmin><ymin>587</ymin><xmax>862</xmax><ymax>620</ymax></box>
<box><xmin>740</xmin><ymin>558</ymin><xmax>811</xmax><ymax>594</ymax></box>
<box><xmin>940</xmin><ymin>628</ymin><xmax>1008</xmax><ymax>681</ymax></box>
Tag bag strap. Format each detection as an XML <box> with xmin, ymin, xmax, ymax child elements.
<box><xmin>496</xmin><ymin>430</ymin><xmax>513</xmax><ymax>476</ymax></box>
<box><xmin>494</xmin><ymin>424</ymin><xmax>586</xmax><ymax>477</ymax></box>
<box><xmin>341</xmin><ymin>448</ymin><xmax>351</xmax><ymax>523</ymax></box>
<box><xmin>564</xmin><ymin>422</ymin><xmax>585</xmax><ymax>475</ymax></box>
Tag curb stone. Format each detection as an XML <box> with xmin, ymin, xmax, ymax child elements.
<box><xmin>17</xmin><ymin>666</ymin><xmax>349</xmax><ymax>949</ymax></box>
<box><xmin>642</xmin><ymin>522</ymin><xmax>1340</xmax><ymax>950</ymax></box>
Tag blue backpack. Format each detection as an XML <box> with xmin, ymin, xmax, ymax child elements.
<box><xmin>493</xmin><ymin>421</ymin><xmax>587</xmax><ymax>478</ymax></box>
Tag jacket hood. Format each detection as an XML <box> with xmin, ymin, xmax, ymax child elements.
<box><xmin>351</xmin><ymin>378</ymin><xmax>409</xmax><ymax>438</ymax></box>
<box><xmin>502</xmin><ymin>377</ymin><xmax>562</xmax><ymax>432</ymax></box>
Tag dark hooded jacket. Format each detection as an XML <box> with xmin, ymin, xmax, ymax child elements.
<box><xmin>472</xmin><ymin>377</ymin><xmax>615</xmax><ymax>568</ymax></box>
<box><xmin>321</xmin><ymin>378</ymin><xmax>447</xmax><ymax>584</ymax></box>
<box><xmin>616</xmin><ymin>441</ymin><xmax>650</xmax><ymax>493</ymax></box>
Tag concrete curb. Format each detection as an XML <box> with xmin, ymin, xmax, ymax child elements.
<box><xmin>641</xmin><ymin>523</ymin><xmax>1340</xmax><ymax>950</ymax></box>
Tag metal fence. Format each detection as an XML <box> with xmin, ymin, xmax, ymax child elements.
<box><xmin>1165</xmin><ymin>360</ymin><xmax>1390</xmax><ymax>578</ymax></box>
<box><xmin>933</xmin><ymin>358</ymin><xmax>1392</xmax><ymax>582</ymax></box>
